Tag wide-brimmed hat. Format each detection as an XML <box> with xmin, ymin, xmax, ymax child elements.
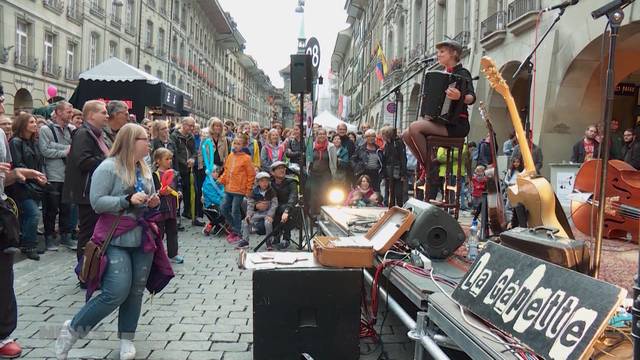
<box><xmin>435</xmin><ymin>39</ymin><xmax>463</xmax><ymax>54</ymax></box>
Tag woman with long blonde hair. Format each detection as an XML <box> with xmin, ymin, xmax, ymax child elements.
<box><xmin>56</xmin><ymin>124</ymin><xmax>174</xmax><ymax>360</ymax></box>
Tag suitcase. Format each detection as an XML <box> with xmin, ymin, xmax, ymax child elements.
<box><xmin>498</xmin><ymin>227</ymin><xmax>590</xmax><ymax>274</ymax></box>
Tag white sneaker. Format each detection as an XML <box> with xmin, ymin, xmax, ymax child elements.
<box><xmin>55</xmin><ymin>320</ymin><xmax>78</xmax><ymax>360</ymax></box>
<box><xmin>120</xmin><ymin>339</ymin><xmax>136</xmax><ymax>360</ymax></box>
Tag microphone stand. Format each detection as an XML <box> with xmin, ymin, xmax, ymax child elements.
<box><xmin>587</xmin><ymin>1</ymin><xmax>637</xmax><ymax>357</ymax></box>
<box><xmin>513</xmin><ymin>8</ymin><xmax>566</xmax><ymax>136</ymax></box>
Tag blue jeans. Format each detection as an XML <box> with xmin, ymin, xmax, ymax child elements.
<box><xmin>70</xmin><ymin>245</ymin><xmax>153</xmax><ymax>340</ymax></box>
<box><xmin>18</xmin><ymin>198</ymin><xmax>40</xmax><ymax>248</ymax></box>
<box><xmin>221</xmin><ymin>192</ymin><xmax>244</xmax><ymax>235</ymax></box>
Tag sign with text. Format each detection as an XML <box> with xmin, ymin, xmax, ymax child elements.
<box><xmin>615</xmin><ymin>83</ymin><xmax>637</xmax><ymax>96</ymax></box>
<box><xmin>452</xmin><ymin>242</ymin><xmax>625</xmax><ymax>360</ymax></box>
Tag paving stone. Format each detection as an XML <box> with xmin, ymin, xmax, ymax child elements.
<box><xmin>166</xmin><ymin>340</ymin><xmax>212</xmax><ymax>351</ymax></box>
<box><xmin>181</xmin><ymin>332</ymin><xmax>211</xmax><ymax>341</ymax></box>
<box><xmin>210</xmin><ymin>342</ymin><xmax>250</xmax><ymax>352</ymax></box>
<box><xmin>187</xmin><ymin>351</ymin><xmax>224</xmax><ymax>360</ymax></box>
<box><xmin>147</xmin><ymin>350</ymin><xmax>191</xmax><ymax>359</ymax></box>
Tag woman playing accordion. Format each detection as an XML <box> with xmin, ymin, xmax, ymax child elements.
<box><xmin>402</xmin><ymin>39</ymin><xmax>476</xmax><ymax>168</ymax></box>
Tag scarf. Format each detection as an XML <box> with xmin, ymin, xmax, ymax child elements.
<box><xmin>314</xmin><ymin>140</ymin><xmax>328</xmax><ymax>160</ymax></box>
<box><xmin>85</xmin><ymin>122</ymin><xmax>110</xmax><ymax>155</ymax></box>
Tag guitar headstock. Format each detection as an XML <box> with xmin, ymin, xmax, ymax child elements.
<box><xmin>480</xmin><ymin>57</ymin><xmax>510</xmax><ymax>98</ymax></box>
<box><xmin>478</xmin><ymin>101</ymin><xmax>494</xmax><ymax>132</ymax></box>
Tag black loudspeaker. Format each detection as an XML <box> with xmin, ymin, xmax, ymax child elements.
<box><xmin>253</xmin><ymin>268</ymin><xmax>361</xmax><ymax>360</ymax></box>
<box><xmin>402</xmin><ymin>198</ymin><xmax>465</xmax><ymax>259</ymax></box>
<box><xmin>290</xmin><ymin>54</ymin><xmax>313</xmax><ymax>94</ymax></box>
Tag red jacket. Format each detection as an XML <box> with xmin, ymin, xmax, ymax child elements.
<box><xmin>471</xmin><ymin>175</ymin><xmax>487</xmax><ymax>198</ymax></box>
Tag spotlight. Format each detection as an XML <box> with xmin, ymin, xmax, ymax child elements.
<box><xmin>327</xmin><ymin>188</ymin><xmax>346</xmax><ymax>205</ymax></box>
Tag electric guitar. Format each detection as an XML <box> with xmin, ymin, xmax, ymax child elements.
<box><xmin>480</xmin><ymin>56</ymin><xmax>574</xmax><ymax>238</ymax></box>
<box><xmin>478</xmin><ymin>102</ymin><xmax>506</xmax><ymax>234</ymax></box>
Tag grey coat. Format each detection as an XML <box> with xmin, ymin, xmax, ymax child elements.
<box><xmin>38</xmin><ymin>123</ymin><xmax>72</xmax><ymax>182</ymax></box>
<box><xmin>90</xmin><ymin>157</ymin><xmax>156</xmax><ymax>247</ymax></box>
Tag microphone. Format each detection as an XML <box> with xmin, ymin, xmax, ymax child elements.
<box><xmin>542</xmin><ymin>0</ymin><xmax>579</xmax><ymax>12</ymax></box>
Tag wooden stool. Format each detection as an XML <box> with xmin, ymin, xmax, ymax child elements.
<box><xmin>415</xmin><ymin>136</ymin><xmax>465</xmax><ymax>219</ymax></box>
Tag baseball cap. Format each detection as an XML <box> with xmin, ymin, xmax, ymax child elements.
<box><xmin>270</xmin><ymin>161</ymin><xmax>287</xmax><ymax>170</ymax></box>
<box><xmin>256</xmin><ymin>172</ymin><xmax>271</xmax><ymax>180</ymax></box>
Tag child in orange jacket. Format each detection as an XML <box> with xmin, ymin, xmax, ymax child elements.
<box><xmin>218</xmin><ymin>133</ymin><xmax>256</xmax><ymax>246</ymax></box>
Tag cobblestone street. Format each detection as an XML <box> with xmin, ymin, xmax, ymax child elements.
<box><xmin>10</xmin><ymin>224</ymin><xmax>414</xmax><ymax>359</ymax></box>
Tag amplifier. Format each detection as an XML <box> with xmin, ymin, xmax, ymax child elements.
<box><xmin>499</xmin><ymin>227</ymin><xmax>590</xmax><ymax>274</ymax></box>
<box><xmin>402</xmin><ymin>198</ymin><xmax>465</xmax><ymax>259</ymax></box>
<box><xmin>253</xmin><ymin>268</ymin><xmax>361</xmax><ymax>360</ymax></box>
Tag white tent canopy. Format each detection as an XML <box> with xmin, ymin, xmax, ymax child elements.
<box><xmin>313</xmin><ymin>111</ymin><xmax>357</xmax><ymax>132</ymax></box>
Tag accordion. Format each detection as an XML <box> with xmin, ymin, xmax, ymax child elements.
<box><xmin>419</xmin><ymin>70</ymin><xmax>470</xmax><ymax>124</ymax></box>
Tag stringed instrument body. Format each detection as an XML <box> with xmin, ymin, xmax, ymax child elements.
<box><xmin>571</xmin><ymin>159</ymin><xmax>640</xmax><ymax>241</ymax></box>
<box><xmin>480</xmin><ymin>57</ymin><xmax>574</xmax><ymax>239</ymax></box>
<box><xmin>478</xmin><ymin>102</ymin><xmax>506</xmax><ymax>234</ymax></box>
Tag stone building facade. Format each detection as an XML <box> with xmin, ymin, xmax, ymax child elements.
<box><xmin>0</xmin><ymin>0</ymin><xmax>279</xmax><ymax>127</ymax></box>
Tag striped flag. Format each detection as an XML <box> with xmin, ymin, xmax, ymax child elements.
<box><xmin>375</xmin><ymin>42</ymin><xmax>388</xmax><ymax>82</ymax></box>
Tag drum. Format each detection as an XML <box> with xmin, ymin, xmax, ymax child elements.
<box><xmin>419</xmin><ymin>70</ymin><xmax>468</xmax><ymax>124</ymax></box>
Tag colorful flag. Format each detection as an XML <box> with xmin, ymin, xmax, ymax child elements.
<box><xmin>375</xmin><ymin>42</ymin><xmax>388</xmax><ymax>82</ymax></box>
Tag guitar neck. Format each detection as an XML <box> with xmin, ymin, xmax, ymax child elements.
<box><xmin>503</xmin><ymin>93</ymin><xmax>536</xmax><ymax>174</ymax></box>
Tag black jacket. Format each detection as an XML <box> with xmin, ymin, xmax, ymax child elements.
<box><xmin>339</xmin><ymin>134</ymin><xmax>356</xmax><ymax>157</ymax></box>
<box><xmin>571</xmin><ymin>138</ymin><xmax>600</xmax><ymax>163</ymax></box>
<box><xmin>62</xmin><ymin>126</ymin><xmax>108</xmax><ymax>205</ymax></box>
<box><xmin>623</xmin><ymin>140</ymin><xmax>640</xmax><ymax>170</ymax></box>
<box><xmin>285</xmin><ymin>138</ymin><xmax>303</xmax><ymax>165</ymax></box>
<box><xmin>351</xmin><ymin>144</ymin><xmax>383</xmax><ymax>177</ymax></box>
<box><xmin>170</xmin><ymin>131</ymin><xmax>195</xmax><ymax>170</ymax></box>
<box><xmin>7</xmin><ymin>137</ymin><xmax>43</xmax><ymax>201</ymax></box>
<box><xmin>382</xmin><ymin>137</ymin><xmax>407</xmax><ymax>180</ymax></box>
<box><xmin>271</xmin><ymin>177</ymin><xmax>298</xmax><ymax>213</ymax></box>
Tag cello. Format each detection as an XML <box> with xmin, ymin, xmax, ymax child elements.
<box><xmin>478</xmin><ymin>102</ymin><xmax>506</xmax><ymax>234</ymax></box>
<box><xmin>481</xmin><ymin>57</ymin><xmax>574</xmax><ymax>238</ymax></box>
<box><xmin>571</xmin><ymin>159</ymin><xmax>640</xmax><ymax>242</ymax></box>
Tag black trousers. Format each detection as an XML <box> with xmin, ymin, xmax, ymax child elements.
<box><xmin>194</xmin><ymin>168</ymin><xmax>205</xmax><ymax>219</ymax></box>
<box><xmin>385</xmin><ymin>178</ymin><xmax>405</xmax><ymax>207</ymax></box>
<box><xmin>42</xmin><ymin>182</ymin><xmax>71</xmax><ymax>237</ymax></box>
<box><xmin>0</xmin><ymin>253</ymin><xmax>16</xmax><ymax>339</ymax></box>
<box><xmin>273</xmin><ymin>205</ymin><xmax>298</xmax><ymax>241</ymax></box>
<box><xmin>157</xmin><ymin>218</ymin><xmax>178</xmax><ymax>259</ymax></box>
<box><xmin>178</xmin><ymin>167</ymin><xmax>192</xmax><ymax>219</ymax></box>
<box><xmin>77</xmin><ymin>204</ymin><xmax>99</xmax><ymax>260</ymax></box>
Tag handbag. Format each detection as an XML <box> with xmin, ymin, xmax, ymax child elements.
<box><xmin>79</xmin><ymin>212</ymin><xmax>123</xmax><ymax>284</ymax></box>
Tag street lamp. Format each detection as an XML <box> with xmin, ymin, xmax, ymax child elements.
<box><xmin>295</xmin><ymin>0</ymin><xmax>306</xmax><ymax>54</ymax></box>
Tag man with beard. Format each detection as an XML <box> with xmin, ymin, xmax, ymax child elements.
<box><xmin>622</xmin><ymin>128</ymin><xmax>640</xmax><ymax>170</ymax></box>
<box><xmin>571</xmin><ymin>125</ymin><xmax>599</xmax><ymax>163</ymax></box>
<box><xmin>103</xmin><ymin>101</ymin><xmax>129</xmax><ymax>148</ymax></box>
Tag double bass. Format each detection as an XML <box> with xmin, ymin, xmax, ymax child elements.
<box><xmin>478</xmin><ymin>102</ymin><xmax>506</xmax><ymax>234</ymax></box>
<box><xmin>571</xmin><ymin>159</ymin><xmax>640</xmax><ymax>241</ymax></box>
<box><xmin>480</xmin><ymin>57</ymin><xmax>574</xmax><ymax>238</ymax></box>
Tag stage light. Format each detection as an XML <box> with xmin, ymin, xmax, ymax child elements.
<box><xmin>328</xmin><ymin>188</ymin><xmax>346</xmax><ymax>205</ymax></box>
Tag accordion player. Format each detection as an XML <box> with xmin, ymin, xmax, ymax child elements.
<box><xmin>402</xmin><ymin>39</ymin><xmax>476</xmax><ymax>168</ymax></box>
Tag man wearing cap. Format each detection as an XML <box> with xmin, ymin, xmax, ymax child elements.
<box><xmin>402</xmin><ymin>39</ymin><xmax>476</xmax><ymax>170</ymax></box>
<box><xmin>270</xmin><ymin>161</ymin><xmax>298</xmax><ymax>249</ymax></box>
<box><xmin>0</xmin><ymin>84</ymin><xmax>48</xmax><ymax>358</ymax></box>
<box><xmin>240</xmin><ymin>171</ymin><xmax>278</xmax><ymax>249</ymax></box>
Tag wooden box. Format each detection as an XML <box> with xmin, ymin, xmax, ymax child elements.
<box><xmin>313</xmin><ymin>207</ymin><xmax>415</xmax><ymax>268</ymax></box>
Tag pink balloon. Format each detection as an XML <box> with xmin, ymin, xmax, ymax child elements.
<box><xmin>47</xmin><ymin>85</ymin><xmax>57</xmax><ymax>98</ymax></box>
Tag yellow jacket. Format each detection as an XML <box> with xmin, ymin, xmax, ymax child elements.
<box><xmin>436</xmin><ymin>145</ymin><xmax>469</xmax><ymax>177</ymax></box>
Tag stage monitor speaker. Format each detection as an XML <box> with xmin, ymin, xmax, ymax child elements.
<box><xmin>253</xmin><ymin>268</ymin><xmax>361</xmax><ymax>360</ymax></box>
<box><xmin>290</xmin><ymin>54</ymin><xmax>313</xmax><ymax>94</ymax></box>
<box><xmin>402</xmin><ymin>198</ymin><xmax>465</xmax><ymax>259</ymax></box>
